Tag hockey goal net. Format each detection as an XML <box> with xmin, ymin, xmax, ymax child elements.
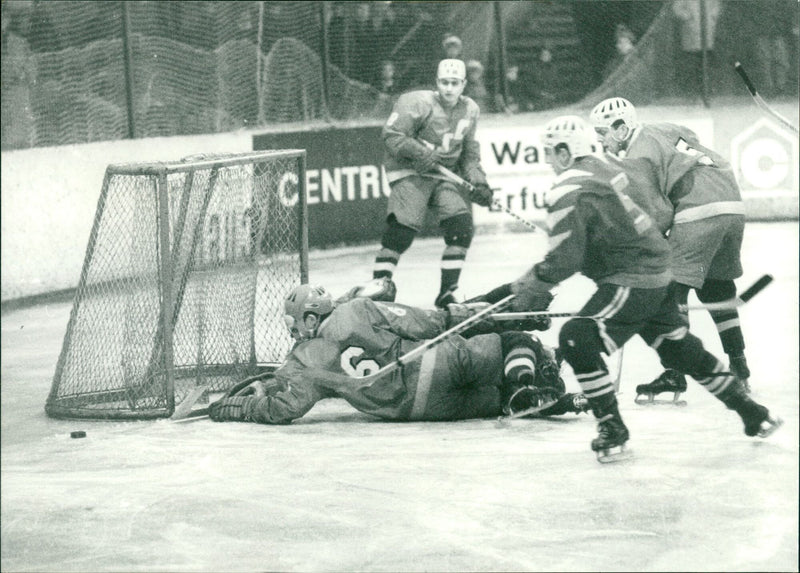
<box><xmin>46</xmin><ymin>150</ymin><xmax>308</xmax><ymax>420</ymax></box>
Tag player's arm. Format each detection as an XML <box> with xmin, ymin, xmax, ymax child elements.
<box><xmin>457</xmin><ymin>104</ymin><xmax>487</xmax><ymax>185</ymax></box>
<box><xmin>512</xmin><ymin>189</ymin><xmax>590</xmax><ymax>310</ymax></box>
<box><xmin>209</xmin><ymin>340</ymin><xmax>339</xmax><ymax>424</ymax></box>
<box><xmin>382</xmin><ymin>94</ymin><xmax>440</xmax><ymax>173</ymax></box>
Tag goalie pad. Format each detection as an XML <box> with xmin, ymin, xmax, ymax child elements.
<box><xmin>335</xmin><ymin>277</ymin><xmax>398</xmax><ymax>305</ymax></box>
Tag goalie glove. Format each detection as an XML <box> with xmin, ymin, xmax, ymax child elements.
<box><xmin>209</xmin><ymin>395</ymin><xmax>257</xmax><ymax>422</ymax></box>
<box><xmin>468</xmin><ymin>182</ymin><xmax>494</xmax><ymax>207</ymax></box>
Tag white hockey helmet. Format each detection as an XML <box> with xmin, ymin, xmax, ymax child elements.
<box><xmin>542</xmin><ymin>115</ymin><xmax>596</xmax><ymax>159</ymax></box>
<box><xmin>283</xmin><ymin>284</ymin><xmax>335</xmax><ymax>340</ymax></box>
<box><xmin>437</xmin><ymin>58</ymin><xmax>466</xmax><ymax>81</ymax></box>
<box><xmin>589</xmin><ymin>97</ymin><xmax>638</xmax><ymax>131</ymax></box>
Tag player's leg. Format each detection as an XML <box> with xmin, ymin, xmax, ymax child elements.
<box><xmin>643</xmin><ymin>218</ymin><xmax>723</xmax><ymax>396</ymax></box>
<box><xmin>431</xmin><ymin>181</ymin><xmax>473</xmax><ymax>308</ymax></box>
<box><xmin>559</xmin><ymin>284</ymin><xmax>653</xmax><ymax>461</ymax></box>
<box><xmin>697</xmin><ymin>214</ymin><xmax>750</xmax><ymax>389</ymax></box>
<box><xmin>641</xmin><ymin>294</ymin><xmax>781</xmax><ymax>438</ymax></box>
<box><xmin>373</xmin><ymin>176</ymin><xmax>430</xmax><ymax>281</ymax></box>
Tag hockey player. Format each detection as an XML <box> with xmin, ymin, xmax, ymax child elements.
<box><xmin>372</xmin><ymin>58</ymin><xmax>494</xmax><ymax>309</ymax></box>
<box><xmin>590</xmin><ymin>97</ymin><xmax>753</xmax><ymax>394</ymax></box>
<box><xmin>207</xmin><ymin>282</ymin><xmax>585</xmax><ymax>424</ymax></box>
<box><xmin>481</xmin><ymin>115</ymin><xmax>780</xmax><ymax>462</ymax></box>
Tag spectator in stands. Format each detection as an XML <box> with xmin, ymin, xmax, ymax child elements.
<box><xmin>442</xmin><ymin>34</ymin><xmax>463</xmax><ymax>61</ymax></box>
<box><xmin>464</xmin><ymin>59</ymin><xmax>491</xmax><ymax>112</ymax></box>
<box><xmin>527</xmin><ymin>45</ymin><xmax>559</xmax><ymax>111</ymax></box>
<box><xmin>378</xmin><ymin>60</ymin><xmax>399</xmax><ymax>96</ymax></box>
<box><xmin>672</xmin><ymin>0</ymin><xmax>721</xmax><ymax>100</ymax></box>
<box><xmin>603</xmin><ymin>23</ymin><xmax>636</xmax><ymax>77</ymax></box>
<box><xmin>748</xmin><ymin>1</ymin><xmax>793</xmax><ymax>96</ymax></box>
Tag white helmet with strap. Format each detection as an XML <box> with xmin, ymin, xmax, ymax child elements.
<box><xmin>542</xmin><ymin>115</ymin><xmax>596</xmax><ymax>159</ymax></box>
<box><xmin>589</xmin><ymin>97</ymin><xmax>638</xmax><ymax>131</ymax></box>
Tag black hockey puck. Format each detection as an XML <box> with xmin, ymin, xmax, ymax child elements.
<box><xmin>70</xmin><ymin>430</ymin><xmax>86</xmax><ymax>439</ymax></box>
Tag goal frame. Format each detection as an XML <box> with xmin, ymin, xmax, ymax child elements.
<box><xmin>46</xmin><ymin>150</ymin><xmax>308</xmax><ymax>420</ymax></box>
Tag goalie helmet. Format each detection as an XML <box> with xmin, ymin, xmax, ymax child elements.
<box><xmin>589</xmin><ymin>97</ymin><xmax>638</xmax><ymax>131</ymax></box>
<box><xmin>542</xmin><ymin>115</ymin><xmax>596</xmax><ymax>159</ymax></box>
<box><xmin>437</xmin><ymin>58</ymin><xmax>466</xmax><ymax>80</ymax></box>
<box><xmin>283</xmin><ymin>284</ymin><xmax>335</xmax><ymax>341</ymax></box>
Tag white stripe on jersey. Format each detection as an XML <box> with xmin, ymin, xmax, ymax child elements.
<box><xmin>546</xmin><ymin>204</ymin><xmax>575</xmax><ymax>232</ymax></box>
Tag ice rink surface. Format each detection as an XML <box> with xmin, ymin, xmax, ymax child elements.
<box><xmin>2</xmin><ymin>221</ymin><xmax>798</xmax><ymax>572</ymax></box>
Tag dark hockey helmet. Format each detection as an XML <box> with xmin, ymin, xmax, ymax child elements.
<box><xmin>283</xmin><ymin>284</ymin><xmax>335</xmax><ymax>341</ymax></box>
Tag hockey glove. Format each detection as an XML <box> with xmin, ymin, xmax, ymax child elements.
<box><xmin>209</xmin><ymin>395</ymin><xmax>257</xmax><ymax>422</ymax></box>
<box><xmin>504</xmin><ymin>316</ymin><xmax>552</xmax><ymax>332</ymax></box>
<box><xmin>411</xmin><ymin>147</ymin><xmax>443</xmax><ymax>175</ymax></box>
<box><xmin>468</xmin><ymin>182</ymin><xmax>494</xmax><ymax>207</ymax></box>
<box><xmin>445</xmin><ymin>302</ymin><xmax>492</xmax><ymax>330</ymax></box>
<box><xmin>510</xmin><ymin>278</ymin><xmax>555</xmax><ymax>313</ymax></box>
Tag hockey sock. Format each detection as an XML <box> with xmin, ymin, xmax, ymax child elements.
<box><xmin>656</xmin><ymin>336</ymin><xmax>737</xmax><ymax>398</ymax></box>
<box><xmin>374</xmin><ymin>216</ymin><xmax>416</xmax><ymax>279</ymax></box>
<box><xmin>439</xmin><ymin>245</ymin><xmax>466</xmax><ymax>295</ymax></box>
<box><xmin>697</xmin><ymin>279</ymin><xmax>746</xmax><ymax>357</ymax></box>
<box><xmin>500</xmin><ymin>332</ymin><xmax>538</xmax><ymax>387</ymax></box>
<box><xmin>373</xmin><ymin>248</ymin><xmax>399</xmax><ymax>279</ymax></box>
<box><xmin>559</xmin><ymin>318</ymin><xmax>615</xmax><ymax>402</ymax></box>
<box><xmin>439</xmin><ymin>214</ymin><xmax>473</xmax><ymax>295</ymax></box>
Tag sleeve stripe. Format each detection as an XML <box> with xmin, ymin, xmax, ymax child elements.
<box><xmin>546</xmin><ymin>204</ymin><xmax>575</xmax><ymax>232</ymax></box>
<box><xmin>547</xmin><ymin>230</ymin><xmax>572</xmax><ymax>252</ymax></box>
<box><xmin>547</xmin><ymin>183</ymin><xmax>582</xmax><ymax>205</ymax></box>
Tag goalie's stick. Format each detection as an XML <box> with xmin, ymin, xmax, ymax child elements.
<box><xmin>734</xmin><ymin>62</ymin><xmax>799</xmax><ymax>135</ymax></box>
<box><xmin>490</xmin><ymin>274</ymin><xmax>773</xmax><ymax>321</ymax></box>
<box><xmin>173</xmin><ymin>294</ymin><xmax>516</xmax><ymax>421</ymax></box>
<box><xmin>434</xmin><ymin>164</ymin><xmax>543</xmax><ymax>233</ymax></box>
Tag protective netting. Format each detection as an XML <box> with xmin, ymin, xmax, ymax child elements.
<box><xmin>2</xmin><ymin>1</ymin><xmax>797</xmax><ymax>150</ymax></box>
<box><xmin>46</xmin><ymin>151</ymin><xmax>308</xmax><ymax>420</ymax></box>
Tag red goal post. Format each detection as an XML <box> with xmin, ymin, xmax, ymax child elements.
<box><xmin>46</xmin><ymin>150</ymin><xmax>308</xmax><ymax>420</ymax></box>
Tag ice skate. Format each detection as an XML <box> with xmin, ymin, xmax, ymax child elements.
<box><xmin>733</xmin><ymin>396</ymin><xmax>783</xmax><ymax>438</ymax></box>
<box><xmin>434</xmin><ymin>285</ymin><xmax>463</xmax><ymax>309</ymax></box>
<box><xmin>591</xmin><ymin>413</ymin><xmax>632</xmax><ymax>463</ymax></box>
<box><xmin>635</xmin><ymin>369</ymin><xmax>687</xmax><ymax>406</ymax></box>
<box><xmin>729</xmin><ymin>355</ymin><xmax>751</xmax><ymax>393</ymax></box>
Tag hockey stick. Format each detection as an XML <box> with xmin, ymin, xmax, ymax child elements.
<box><xmin>491</xmin><ymin>274</ymin><xmax>773</xmax><ymax>321</ymax></box>
<box><xmin>734</xmin><ymin>62</ymin><xmax>799</xmax><ymax>135</ymax></box>
<box><xmin>170</xmin><ymin>371</ymin><xmax>276</xmax><ymax>421</ymax></box>
<box><xmin>495</xmin><ymin>397</ymin><xmax>563</xmax><ymax>426</ymax></box>
<box><xmin>173</xmin><ymin>295</ymin><xmax>516</xmax><ymax>421</ymax></box>
<box><xmin>434</xmin><ymin>164</ymin><xmax>543</xmax><ymax>233</ymax></box>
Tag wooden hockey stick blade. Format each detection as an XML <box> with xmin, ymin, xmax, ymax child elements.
<box><xmin>172</xmin><ymin>408</ymin><xmax>210</xmax><ymax>423</ymax></box>
<box><xmin>495</xmin><ymin>398</ymin><xmax>560</xmax><ymax>426</ymax></box>
<box><xmin>738</xmin><ymin>273</ymin><xmax>773</xmax><ymax>302</ymax></box>
<box><xmin>170</xmin><ymin>385</ymin><xmax>209</xmax><ymax>420</ymax></box>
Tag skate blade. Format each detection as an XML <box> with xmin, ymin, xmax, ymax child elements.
<box><xmin>595</xmin><ymin>445</ymin><xmax>633</xmax><ymax>464</ymax></box>
<box><xmin>635</xmin><ymin>395</ymin><xmax>687</xmax><ymax>407</ymax></box>
<box><xmin>757</xmin><ymin>416</ymin><xmax>783</xmax><ymax>438</ymax></box>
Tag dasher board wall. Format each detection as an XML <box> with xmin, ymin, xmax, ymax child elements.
<box><xmin>2</xmin><ymin>102</ymin><xmax>798</xmax><ymax>302</ymax></box>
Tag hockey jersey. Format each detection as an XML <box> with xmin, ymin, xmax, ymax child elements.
<box><xmin>382</xmin><ymin>90</ymin><xmax>486</xmax><ymax>185</ymax></box>
<box><xmin>605</xmin><ymin>154</ymin><xmax>674</xmax><ymax>235</ymax></box>
<box><xmin>245</xmin><ymin>300</ymin><xmax>505</xmax><ymax>423</ymax></box>
<box><xmin>531</xmin><ymin>155</ymin><xmax>672</xmax><ymax>289</ymax></box>
<box><xmin>625</xmin><ymin>123</ymin><xmax>744</xmax><ymax>223</ymax></box>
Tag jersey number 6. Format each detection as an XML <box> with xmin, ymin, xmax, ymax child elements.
<box><xmin>340</xmin><ymin>346</ymin><xmax>381</xmax><ymax>377</ymax></box>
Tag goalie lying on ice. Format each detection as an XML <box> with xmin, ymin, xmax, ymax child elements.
<box><xmin>208</xmin><ymin>279</ymin><xmax>587</xmax><ymax>424</ymax></box>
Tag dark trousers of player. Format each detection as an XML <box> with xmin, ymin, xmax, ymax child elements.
<box><xmin>558</xmin><ymin>283</ymin><xmax>741</xmax><ymax>419</ymax></box>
